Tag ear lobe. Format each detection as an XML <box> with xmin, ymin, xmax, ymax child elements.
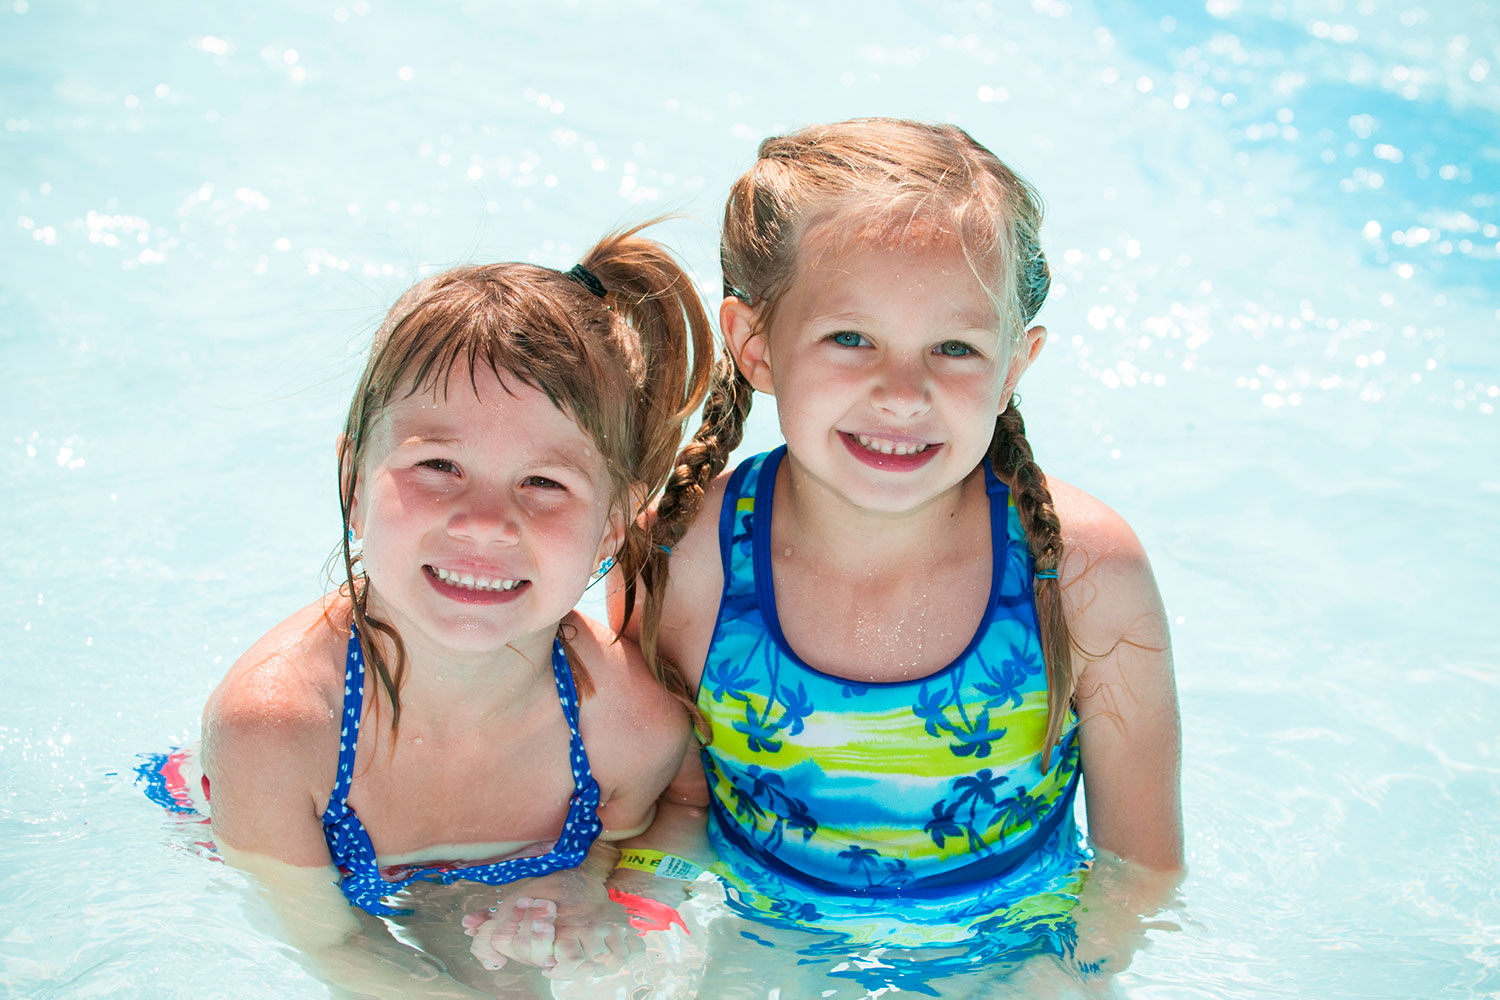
<box><xmin>347</xmin><ymin>491</ymin><xmax>364</xmax><ymax>539</ymax></box>
<box><xmin>720</xmin><ymin>297</ymin><xmax>775</xmax><ymax>396</ymax></box>
<box><xmin>597</xmin><ymin>501</ymin><xmax>629</xmax><ymax>568</ymax></box>
<box><xmin>1000</xmin><ymin>324</ymin><xmax>1047</xmax><ymax>406</ymax></box>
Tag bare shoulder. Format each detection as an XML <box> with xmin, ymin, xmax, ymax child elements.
<box><xmin>611</xmin><ymin>470</ymin><xmax>730</xmax><ymax>693</ymax></box>
<box><xmin>202</xmin><ymin>596</ymin><xmax>348</xmax><ymax>773</ymax></box>
<box><xmin>566</xmin><ymin>612</ymin><xmax>689</xmax><ymax>834</ymax></box>
<box><xmin>199</xmin><ymin>597</ymin><xmax>351</xmax><ymax>860</ymax></box>
<box><xmin>1045</xmin><ymin>476</ymin><xmax>1167</xmax><ymax>658</ymax></box>
<box><xmin>658</xmin><ymin>470</ymin><xmax>731</xmax><ymax>676</ymax></box>
<box><xmin>566</xmin><ymin>612</ymin><xmax>686</xmax><ymax>741</ymax></box>
<box><xmin>663</xmin><ymin>469</ymin><xmax>731</xmax><ymax>607</ymax></box>
<box><xmin>1048</xmin><ymin>478</ymin><xmax>1183</xmax><ymax>868</ymax></box>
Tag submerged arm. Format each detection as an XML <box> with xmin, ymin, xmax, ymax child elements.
<box><xmin>202</xmin><ymin>647</ymin><xmax>494</xmax><ymax>999</ymax></box>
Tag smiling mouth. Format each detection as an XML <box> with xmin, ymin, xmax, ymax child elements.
<box><xmin>425</xmin><ymin>566</ymin><xmax>527</xmax><ymax>592</ymax></box>
<box><xmin>851</xmin><ymin>433</ymin><xmax>934</xmax><ymax>456</ymax></box>
<box><xmin>839</xmin><ymin>432</ymin><xmax>942</xmax><ymax>471</ymax></box>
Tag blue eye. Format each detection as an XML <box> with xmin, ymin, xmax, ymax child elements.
<box><xmin>935</xmin><ymin>341</ymin><xmax>974</xmax><ymax>357</ymax></box>
<box><xmin>830</xmin><ymin>331</ymin><xmax>867</xmax><ymax>348</ymax></box>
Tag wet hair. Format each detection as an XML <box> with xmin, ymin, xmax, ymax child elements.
<box><xmin>645</xmin><ymin>118</ymin><xmax>1072</xmax><ymax>766</ymax></box>
<box><xmin>337</xmin><ymin>222</ymin><xmax>712</xmax><ymax>734</ymax></box>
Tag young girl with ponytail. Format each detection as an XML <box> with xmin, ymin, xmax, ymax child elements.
<box><xmin>197</xmin><ymin>223</ymin><xmax>711</xmax><ymax>992</ymax></box>
<box><xmin>621</xmin><ymin>118</ymin><xmax>1183</xmax><ymax>966</ymax></box>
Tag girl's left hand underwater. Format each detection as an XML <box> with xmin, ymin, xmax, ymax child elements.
<box><xmin>465</xmin><ymin>893</ymin><xmax>642</xmax><ymax>980</ymax></box>
<box><xmin>464</xmin><ymin>896</ymin><xmax>557</xmax><ymax>971</ymax></box>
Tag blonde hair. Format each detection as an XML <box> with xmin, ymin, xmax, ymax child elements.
<box><xmin>338</xmin><ymin>222</ymin><xmax>712</xmax><ymax>733</ymax></box>
<box><xmin>646</xmin><ymin>119</ymin><xmax>1072</xmax><ymax>766</ymax></box>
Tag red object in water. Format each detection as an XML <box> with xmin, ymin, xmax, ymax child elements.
<box><xmin>607</xmin><ymin>888</ymin><xmax>688</xmax><ymax>935</ymax></box>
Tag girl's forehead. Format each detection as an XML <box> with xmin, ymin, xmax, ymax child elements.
<box><xmin>786</xmin><ymin>230</ymin><xmax>1000</xmax><ymax>326</ymax></box>
<box><xmin>371</xmin><ymin>370</ymin><xmax>589</xmax><ymax>450</ymax></box>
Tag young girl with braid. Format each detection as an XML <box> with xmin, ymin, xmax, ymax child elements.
<box><xmin>618</xmin><ymin>118</ymin><xmax>1183</xmax><ymax>972</ymax></box>
<box><xmin>191</xmin><ymin>223</ymin><xmax>714</xmax><ymax>995</ymax></box>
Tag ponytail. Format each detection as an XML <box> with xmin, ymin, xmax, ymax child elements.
<box><xmin>574</xmin><ymin>224</ymin><xmax>715</xmax><ymax>714</ymax></box>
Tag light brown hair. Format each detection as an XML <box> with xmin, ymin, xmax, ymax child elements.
<box><xmin>645</xmin><ymin>119</ymin><xmax>1072</xmax><ymax>765</ymax></box>
<box><xmin>338</xmin><ymin>222</ymin><xmax>712</xmax><ymax>733</ymax></box>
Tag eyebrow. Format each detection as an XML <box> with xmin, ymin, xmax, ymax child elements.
<box><xmin>394</xmin><ymin>434</ymin><xmax>464</xmax><ymax>448</ymax></box>
<box><xmin>808</xmin><ymin>307</ymin><xmax>1001</xmax><ymax>332</ymax></box>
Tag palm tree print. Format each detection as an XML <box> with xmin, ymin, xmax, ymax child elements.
<box><xmin>923</xmin><ymin>764</ymin><xmax>1068</xmax><ymax>856</ymax></box>
<box><xmin>913</xmin><ymin>641</ymin><xmax>1039</xmax><ymax>758</ymax></box>
<box><xmin>836</xmin><ymin>844</ymin><xmax>915</xmax><ymax>890</ymax></box>
<box><xmin>707</xmin><ymin>630</ymin><xmax>814</xmax><ymax>755</ymax></box>
<box><xmin>721</xmin><ymin>763</ymin><xmax>818</xmax><ymax>853</ymax></box>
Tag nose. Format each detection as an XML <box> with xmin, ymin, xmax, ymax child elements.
<box><xmin>446</xmin><ymin>483</ymin><xmax>521</xmax><ymax>545</ymax></box>
<box><xmin>871</xmin><ymin>358</ymin><xmax>932</xmax><ymax>419</ymax></box>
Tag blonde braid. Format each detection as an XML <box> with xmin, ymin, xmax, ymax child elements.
<box><xmin>990</xmin><ymin>401</ymin><xmax>1072</xmax><ymax>769</ymax></box>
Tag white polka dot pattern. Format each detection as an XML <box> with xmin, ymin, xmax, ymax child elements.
<box><xmin>321</xmin><ymin>627</ymin><xmax>603</xmax><ymax>916</ymax></box>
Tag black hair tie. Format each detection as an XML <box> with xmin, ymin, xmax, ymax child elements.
<box><xmin>565</xmin><ymin>264</ymin><xmax>608</xmax><ymax>299</ymax></box>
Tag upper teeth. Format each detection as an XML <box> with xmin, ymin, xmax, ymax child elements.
<box><xmin>432</xmin><ymin>567</ymin><xmax>522</xmax><ymax>591</ymax></box>
<box><xmin>855</xmin><ymin>434</ymin><xmax>929</xmax><ymax>456</ymax></box>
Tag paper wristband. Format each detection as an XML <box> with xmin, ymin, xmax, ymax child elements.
<box><xmin>615</xmin><ymin>848</ymin><xmax>705</xmax><ymax>881</ymax></box>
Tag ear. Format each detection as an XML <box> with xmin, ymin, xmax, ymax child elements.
<box><xmin>720</xmin><ymin>296</ymin><xmax>775</xmax><ymax>396</ymax></box>
<box><xmin>595</xmin><ymin>497</ymin><xmax>630</xmax><ymax>568</ymax></box>
<box><xmin>1000</xmin><ymin>324</ymin><xmax>1047</xmax><ymax>407</ymax></box>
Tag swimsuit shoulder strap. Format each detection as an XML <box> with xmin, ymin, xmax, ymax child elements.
<box><xmin>716</xmin><ymin>447</ymin><xmax>782</xmax><ymax>592</ymax></box>
<box><xmin>322</xmin><ymin>630</ymin><xmax>605</xmax><ymax>917</ymax></box>
<box><xmin>548</xmin><ymin>636</ymin><xmax>599</xmax><ymax>801</ymax></box>
<box><xmin>322</xmin><ymin>627</ymin><xmax>365</xmax><ymax>824</ymax></box>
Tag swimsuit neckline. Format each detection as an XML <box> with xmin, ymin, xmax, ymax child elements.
<box><xmin>748</xmin><ymin>446</ymin><xmax>1011</xmax><ymax>690</ymax></box>
<box><xmin>319</xmin><ymin>626</ymin><xmax>603</xmax><ymax>915</ymax></box>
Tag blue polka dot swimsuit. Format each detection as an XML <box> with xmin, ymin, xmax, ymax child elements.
<box><xmin>323</xmin><ymin>627</ymin><xmax>603</xmax><ymax>916</ymax></box>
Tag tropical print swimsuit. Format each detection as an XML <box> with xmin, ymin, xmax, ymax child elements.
<box><xmin>697</xmin><ymin>448</ymin><xmax>1091</xmax><ymax>962</ymax></box>
<box><xmin>323</xmin><ymin>627</ymin><xmax>603</xmax><ymax>915</ymax></box>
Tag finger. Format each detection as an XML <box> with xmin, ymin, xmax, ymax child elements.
<box><xmin>589</xmin><ymin>929</ymin><xmax>630</xmax><ymax>975</ymax></box>
<box><xmin>546</xmin><ymin>936</ymin><xmax>585</xmax><ymax>980</ymax></box>
<box><xmin>486</xmin><ymin>898</ymin><xmax>531</xmax><ymax>939</ymax></box>
<box><xmin>519</xmin><ymin>898</ymin><xmax>555</xmax><ymax>929</ymax></box>
<box><xmin>516</xmin><ymin>918</ymin><xmax>556</xmax><ymax>969</ymax></box>
<box><xmin>468</xmin><ymin>921</ymin><xmax>509</xmax><ymax>972</ymax></box>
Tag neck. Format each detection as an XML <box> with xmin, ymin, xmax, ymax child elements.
<box><xmin>775</xmin><ymin>454</ymin><xmax>990</xmax><ymax>572</ymax></box>
<box><xmin>355</xmin><ymin>603</ymin><xmax>561</xmax><ymax>734</ymax></box>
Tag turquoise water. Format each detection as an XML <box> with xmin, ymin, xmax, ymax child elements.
<box><xmin>4</xmin><ymin>1</ymin><xmax>1498</xmax><ymax>997</ymax></box>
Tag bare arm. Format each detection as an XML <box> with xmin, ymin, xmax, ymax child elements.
<box><xmin>202</xmin><ymin>615</ymin><xmax>493</xmax><ymax>999</ymax></box>
<box><xmin>1054</xmin><ymin>482</ymin><xmax>1184</xmax><ymax>871</ymax></box>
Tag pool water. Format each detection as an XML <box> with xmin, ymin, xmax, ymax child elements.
<box><xmin>4</xmin><ymin>1</ymin><xmax>1498</xmax><ymax>997</ymax></box>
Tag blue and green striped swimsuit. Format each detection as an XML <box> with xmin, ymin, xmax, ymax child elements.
<box><xmin>698</xmin><ymin>448</ymin><xmax>1088</xmax><ymax>944</ymax></box>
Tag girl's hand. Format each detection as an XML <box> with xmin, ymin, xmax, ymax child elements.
<box><xmin>463</xmin><ymin>896</ymin><xmax>558</xmax><ymax>972</ymax></box>
<box><xmin>545</xmin><ymin>882</ymin><xmax>641</xmax><ymax>980</ymax></box>
<box><xmin>463</xmin><ymin>871</ymin><xmax>642</xmax><ymax>980</ymax></box>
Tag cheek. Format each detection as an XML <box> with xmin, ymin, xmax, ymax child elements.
<box><xmin>781</xmin><ymin>366</ymin><xmax>854</xmax><ymax>412</ymax></box>
<box><xmin>361</xmin><ymin>481</ymin><xmax>435</xmax><ymax>546</ymax></box>
<box><xmin>953</xmin><ymin>371</ymin><xmax>1007</xmax><ymax>408</ymax></box>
